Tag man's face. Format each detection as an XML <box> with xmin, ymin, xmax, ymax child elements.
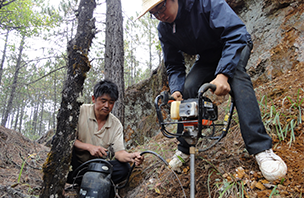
<box><xmin>92</xmin><ymin>94</ymin><xmax>115</xmax><ymax>118</ymax></box>
<box><xmin>149</xmin><ymin>0</ymin><xmax>178</xmax><ymax>23</ymax></box>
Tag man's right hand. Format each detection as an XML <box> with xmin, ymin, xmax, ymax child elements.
<box><xmin>74</xmin><ymin>139</ymin><xmax>108</xmax><ymax>158</ymax></box>
<box><xmin>88</xmin><ymin>145</ymin><xmax>108</xmax><ymax>158</ymax></box>
<box><xmin>210</xmin><ymin>74</ymin><xmax>230</xmax><ymax>96</ymax></box>
<box><xmin>171</xmin><ymin>91</ymin><xmax>183</xmax><ymax>101</ymax></box>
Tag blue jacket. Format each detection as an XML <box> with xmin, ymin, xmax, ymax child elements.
<box><xmin>158</xmin><ymin>0</ymin><xmax>252</xmax><ymax>94</ymax></box>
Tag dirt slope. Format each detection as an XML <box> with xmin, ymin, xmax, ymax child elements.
<box><xmin>0</xmin><ymin>65</ymin><xmax>303</xmax><ymax>197</ymax></box>
<box><xmin>121</xmin><ymin>63</ymin><xmax>304</xmax><ymax>198</ymax></box>
<box><xmin>0</xmin><ymin>126</ymin><xmax>50</xmax><ymax>197</ymax></box>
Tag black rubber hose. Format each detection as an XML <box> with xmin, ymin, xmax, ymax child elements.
<box><xmin>72</xmin><ymin>158</ymin><xmax>113</xmax><ymax>180</ymax></box>
<box><xmin>116</xmin><ymin>150</ymin><xmax>168</xmax><ymax>189</ymax></box>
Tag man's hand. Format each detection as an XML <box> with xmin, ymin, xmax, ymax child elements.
<box><xmin>88</xmin><ymin>145</ymin><xmax>108</xmax><ymax>158</ymax></box>
<box><xmin>74</xmin><ymin>139</ymin><xmax>108</xmax><ymax>158</ymax></box>
<box><xmin>171</xmin><ymin>91</ymin><xmax>183</xmax><ymax>101</ymax></box>
<box><xmin>132</xmin><ymin>152</ymin><xmax>144</xmax><ymax>166</ymax></box>
<box><xmin>210</xmin><ymin>74</ymin><xmax>230</xmax><ymax>96</ymax></box>
<box><xmin>115</xmin><ymin>150</ymin><xmax>145</xmax><ymax>166</ymax></box>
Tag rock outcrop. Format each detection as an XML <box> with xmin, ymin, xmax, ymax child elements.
<box><xmin>123</xmin><ymin>0</ymin><xmax>304</xmax><ymax>147</ymax></box>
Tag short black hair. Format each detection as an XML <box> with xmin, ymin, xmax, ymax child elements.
<box><xmin>93</xmin><ymin>80</ymin><xmax>119</xmax><ymax>101</ymax></box>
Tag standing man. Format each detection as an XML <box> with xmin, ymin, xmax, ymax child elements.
<box><xmin>67</xmin><ymin>80</ymin><xmax>144</xmax><ymax>189</ymax></box>
<box><xmin>137</xmin><ymin>0</ymin><xmax>287</xmax><ymax>181</ymax></box>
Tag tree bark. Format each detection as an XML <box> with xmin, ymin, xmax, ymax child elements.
<box><xmin>0</xmin><ymin>29</ymin><xmax>9</xmax><ymax>85</ymax></box>
<box><xmin>40</xmin><ymin>0</ymin><xmax>96</xmax><ymax>197</ymax></box>
<box><xmin>0</xmin><ymin>0</ymin><xmax>17</xmax><ymax>9</ymax></box>
<box><xmin>148</xmin><ymin>26</ymin><xmax>152</xmax><ymax>72</ymax></box>
<box><xmin>1</xmin><ymin>35</ymin><xmax>25</xmax><ymax>127</ymax></box>
<box><xmin>14</xmin><ymin>103</ymin><xmax>19</xmax><ymax>130</ymax></box>
<box><xmin>39</xmin><ymin>94</ymin><xmax>45</xmax><ymax>135</ymax></box>
<box><xmin>9</xmin><ymin>110</ymin><xmax>14</xmax><ymax>128</ymax></box>
<box><xmin>53</xmin><ymin>68</ymin><xmax>57</xmax><ymax>129</ymax></box>
<box><xmin>104</xmin><ymin>0</ymin><xmax>125</xmax><ymax>125</ymax></box>
<box><xmin>18</xmin><ymin>99</ymin><xmax>25</xmax><ymax>132</ymax></box>
<box><xmin>32</xmin><ymin>97</ymin><xmax>39</xmax><ymax>135</ymax></box>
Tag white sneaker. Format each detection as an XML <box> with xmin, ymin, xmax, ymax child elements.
<box><xmin>255</xmin><ymin>149</ymin><xmax>287</xmax><ymax>181</ymax></box>
<box><xmin>169</xmin><ymin>150</ymin><xmax>190</xmax><ymax>172</ymax></box>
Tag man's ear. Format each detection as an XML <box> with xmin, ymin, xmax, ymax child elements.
<box><xmin>92</xmin><ymin>95</ymin><xmax>95</xmax><ymax>103</ymax></box>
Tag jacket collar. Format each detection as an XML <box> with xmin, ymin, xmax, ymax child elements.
<box><xmin>174</xmin><ymin>0</ymin><xmax>194</xmax><ymax>22</ymax></box>
<box><xmin>184</xmin><ymin>0</ymin><xmax>195</xmax><ymax>12</ymax></box>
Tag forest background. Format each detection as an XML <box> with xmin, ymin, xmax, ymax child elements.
<box><xmin>0</xmin><ymin>0</ymin><xmax>159</xmax><ymax>139</ymax></box>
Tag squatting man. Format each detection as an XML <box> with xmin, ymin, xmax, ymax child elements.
<box><xmin>66</xmin><ymin>80</ymin><xmax>144</xmax><ymax>196</ymax></box>
<box><xmin>137</xmin><ymin>0</ymin><xmax>287</xmax><ymax>181</ymax></box>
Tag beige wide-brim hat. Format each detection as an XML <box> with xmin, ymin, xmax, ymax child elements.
<box><xmin>136</xmin><ymin>0</ymin><xmax>165</xmax><ymax>20</ymax></box>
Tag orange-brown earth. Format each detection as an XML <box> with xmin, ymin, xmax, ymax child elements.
<box><xmin>0</xmin><ymin>65</ymin><xmax>303</xmax><ymax>198</ymax></box>
<box><xmin>121</xmin><ymin>63</ymin><xmax>304</xmax><ymax>198</ymax></box>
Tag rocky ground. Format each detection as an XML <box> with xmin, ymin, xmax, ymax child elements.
<box><xmin>0</xmin><ymin>126</ymin><xmax>49</xmax><ymax>197</ymax></box>
<box><xmin>119</xmin><ymin>63</ymin><xmax>304</xmax><ymax>198</ymax></box>
<box><xmin>0</xmin><ymin>64</ymin><xmax>303</xmax><ymax>198</ymax></box>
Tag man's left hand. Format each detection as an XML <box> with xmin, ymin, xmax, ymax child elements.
<box><xmin>210</xmin><ymin>74</ymin><xmax>230</xmax><ymax>96</ymax></box>
<box><xmin>132</xmin><ymin>152</ymin><xmax>144</xmax><ymax>166</ymax></box>
<box><xmin>115</xmin><ymin>150</ymin><xmax>144</xmax><ymax>165</ymax></box>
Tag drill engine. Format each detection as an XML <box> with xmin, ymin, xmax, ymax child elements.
<box><xmin>170</xmin><ymin>97</ymin><xmax>218</xmax><ymax>145</ymax></box>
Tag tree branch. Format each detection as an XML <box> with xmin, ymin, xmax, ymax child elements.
<box><xmin>25</xmin><ymin>66</ymin><xmax>66</xmax><ymax>86</ymax></box>
<box><xmin>0</xmin><ymin>0</ymin><xmax>17</xmax><ymax>9</ymax></box>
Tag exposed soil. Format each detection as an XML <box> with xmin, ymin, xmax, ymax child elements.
<box><xmin>0</xmin><ymin>64</ymin><xmax>303</xmax><ymax>198</ymax></box>
<box><xmin>0</xmin><ymin>126</ymin><xmax>50</xmax><ymax>197</ymax></box>
<box><xmin>120</xmin><ymin>63</ymin><xmax>304</xmax><ymax>198</ymax></box>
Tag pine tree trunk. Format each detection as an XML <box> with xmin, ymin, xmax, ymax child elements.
<box><xmin>18</xmin><ymin>100</ymin><xmax>25</xmax><ymax>132</ymax></box>
<box><xmin>40</xmin><ymin>0</ymin><xmax>96</xmax><ymax>197</ymax></box>
<box><xmin>131</xmin><ymin>46</ymin><xmax>134</xmax><ymax>85</ymax></box>
<box><xmin>104</xmin><ymin>0</ymin><xmax>125</xmax><ymax>125</ymax></box>
<box><xmin>14</xmin><ymin>104</ymin><xmax>19</xmax><ymax>131</ymax></box>
<box><xmin>53</xmin><ymin>70</ymin><xmax>57</xmax><ymax>129</ymax></box>
<box><xmin>149</xmin><ymin>27</ymin><xmax>152</xmax><ymax>72</ymax></box>
<box><xmin>0</xmin><ymin>29</ymin><xmax>9</xmax><ymax>85</ymax></box>
<box><xmin>1</xmin><ymin>35</ymin><xmax>25</xmax><ymax>127</ymax></box>
<box><xmin>39</xmin><ymin>95</ymin><xmax>45</xmax><ymax>135</ymax></box>
<box><xmin>9</xmin><ymin>110</ymin><xmax>14</xmax><ymax>129</ymax></box>
<box><xmin>32</xmin><ymin>98</ymin><xmax>40</xmax><ymax>135</ymax></box>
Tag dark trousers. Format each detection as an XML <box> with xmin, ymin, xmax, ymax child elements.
<box><xmin>177</xmin><ymin>43</ymin><xmax>272</xmax><ymax>155</ymax></box>
<box><xmin>67</xmin><ymin>150</ymin><xmax>131</xmax><ymax>185</ymax></box>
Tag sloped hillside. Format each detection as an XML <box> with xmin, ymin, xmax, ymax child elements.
<box><xmin>0</xmin><ymin>0</ymin><xmax>303</xmax><ymax>197</ymax></box>
<box><xmin>0</xmin><ymin>62</ymin><xmax>302</xmax><ymax>197</ymax></box>
<box><xmin>123</xmin><ymin>0</ymin><xmax>304</xmax><ymax>151</ymax></box>
<box><xmin>121</xmin><ymin>61</ymin><xmax>304</xmax><ymax>198</ymax></box>
<box><xmin>0</xmin><ymin>126</ymin><xmax>49</xmax><ymax>197</ymax></box>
